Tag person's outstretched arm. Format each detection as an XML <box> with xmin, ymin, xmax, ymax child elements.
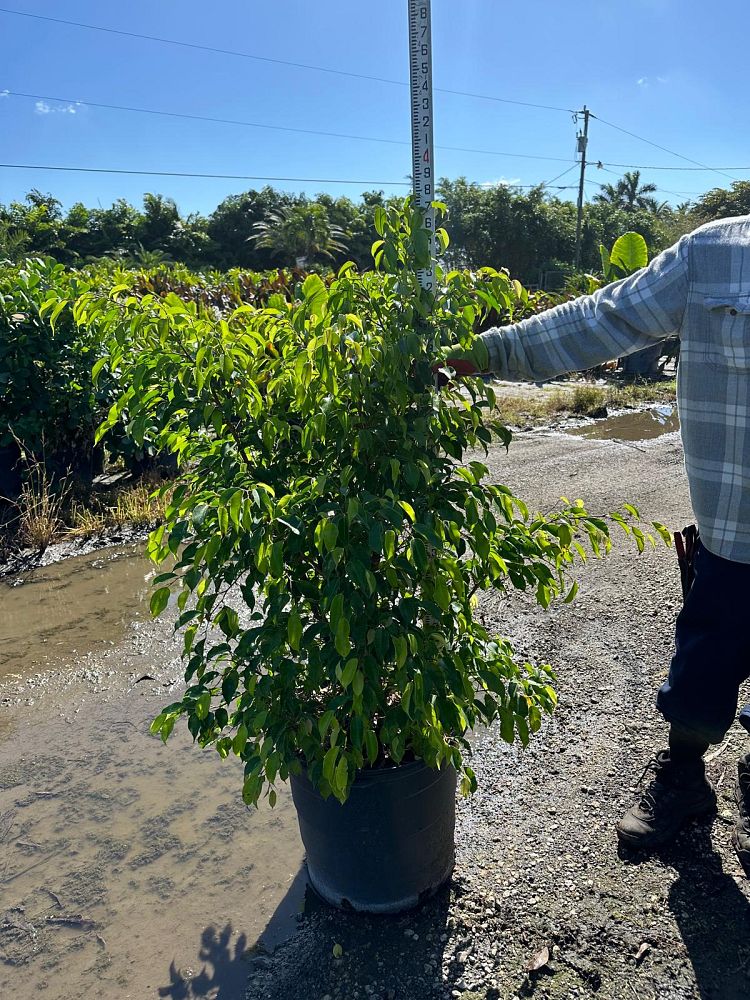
<box><xmin>476</xmin><ymin>237</ymin><xmax>689</xmax><ymax>380</ymax></box>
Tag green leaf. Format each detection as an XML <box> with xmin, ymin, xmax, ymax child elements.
<box><xmin>150</xmin><ymin>586</ymin><xmax>171</xmax><ymax>617</ymax></box>
<box><xmin>302</xmin><ymin>274</ymin><xmax>328</xmax><ymax>317</ymax></box>
<box><xmin>384</xmin><ymin>529</ymin><xmax>396</xmax><ymax>560</ymax></box>
<box><xmin>610</xmin><ymin>232</ymin><xmax>648</xmax><ymax>275</ymax></box>
<box><xmin>393</xmin><ymin>635</ymin><xmax>407</xmax><ymax>668</ymax></box>
<box><xmin>340</xmin><ymin>658</ymin><xmax>358</xmax><ymax>688</ymax></box>
<box><xmin>652</xmin><ymin>520</ymin><xmax>673</xmax><ymax>546</ymax></box>
<box><xmin>330</xmin><ymin>593</ymin><xmax>344</xmax><ymax>631</ymax></box>
<box><xmin>321</xmin><ymin>519</ymin><xmax>338</xmax><ymax>552</ymax></box>
<box><xmin>364</xmin><ymin>729</ymin><xmax>379</xmax><ymax>764</ymax></box>
<box><xmin>335</xmin><ymin>617</ymin><xmax>351</xmax><ymax>657</ymax></box>
<box><xmin>398</xmin><ymin>500</ymin><xmax>416</xmax><ymax>523</ymax></box>
<box><xmin>322</xmin><ymin>745</ymin><xmax>339</xmax><ymax>785</ymax></box>
<box><xmin>433</xmin><ymin>577</ymin><xmax>451</xmax><ymax>612</ymax></box>
<box><xmin>599</xmin><ymin>244</ymin><xmax>611</xmax><ymax>276</ymax></box>
<box><xmin>335</xmin><ymin>755</ymin><xmax>349</xmax><ymax>795</ymax></box>
<box><xmin>270</xmin><ymin>540</ymin><xmax>284</xmax><ymax>577</ymax></box>
<box><xmin>288</xmin><ymin>606</ymin><xmax>303</xmax><ymax>651</ymax></box>
<box><xmin>228</xmin><ymin>490</ymin><xmax>243</xmax><ymax>528</ymax></box>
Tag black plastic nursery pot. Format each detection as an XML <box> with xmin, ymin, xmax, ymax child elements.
<box><xmin>290</xmin><ymin>759</ymin><xmax>456</xmax><ymax>914</ymax></box>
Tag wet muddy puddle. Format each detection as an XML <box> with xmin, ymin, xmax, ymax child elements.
<box><xmin>1</xmin><ymin>546</ymin><xmax>154</xmax><ymax>682</ymax></box>
<box><xmin>0</xmin><ymin>547</ymin><xmax>305</xmax><ymax>999</ymax></box>
<box><xmin>564</xmin><ymin>404</ymin><xmax>679</xmax><ymax>442</ymax></box>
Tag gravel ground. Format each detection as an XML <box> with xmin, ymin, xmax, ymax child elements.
<box><xmin>245</xmin><ymin>427</ymin><xmax>750</xmax><ymax>1000</ymax></box>
<box><xmin>4</xmin><ymin>422</ymin><xmax>749</xmax><ymax>999</ymax></box>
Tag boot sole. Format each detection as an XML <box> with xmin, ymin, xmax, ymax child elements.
<box><xmin>731</xmin><ymin>831</ymin><xmax>750</xmax><ymax>877</ymax></box>
<box><xmin>616</xmin><ymin>798</ymin><xmax>717</xmax><ymax>851</ymax></box>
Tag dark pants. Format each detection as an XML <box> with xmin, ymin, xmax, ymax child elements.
<box><xmin>657</xmin><ymin>540</ymin><xmax>750</xmax><ymax>744</ymax></box>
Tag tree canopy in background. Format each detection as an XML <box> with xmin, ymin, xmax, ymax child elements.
<box><xmin>0</xmin><ymin>176</ymin><xmax>746</xmax><ymax>284</ymax></box>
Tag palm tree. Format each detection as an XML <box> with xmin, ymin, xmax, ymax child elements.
<box><xmin>593</xmin><ymin>171</ymin><xmax>660</xmax><ymax>213</ymax></box>
<box><xmin>128</xmin><ymin>242</ymin><xmax>174</xmax><ymax>268</ymax></box>
<box><xmin>251</xmin><ymin>203</ymin><xmax>348</xmax><ymax>266</ymax></box>
<box><xmin>593</xmin><ymin>181</ymin><xmax>623</xmax><ymax>206</ymax></box>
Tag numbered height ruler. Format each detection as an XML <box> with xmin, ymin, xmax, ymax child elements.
<box><xmin>408</xmin><ymin>0</ymin><xmax>435</xmax><ymax>292</ymax></box>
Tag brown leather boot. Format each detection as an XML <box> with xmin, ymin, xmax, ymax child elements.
<box><xmin>616</xmin><ymin>750</ymin><xmax>716</xmax><ymax>850</ymax></box>
<box><xmin>733</xmin><ymin>753</ymin><xmax>750</xmax><ymax>875</ymax></box>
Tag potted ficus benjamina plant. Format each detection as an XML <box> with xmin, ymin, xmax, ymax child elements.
<box><xmin>81</xmin><ymin>201</ymin><xmax>660</xmax><ymax>913</ymax></box>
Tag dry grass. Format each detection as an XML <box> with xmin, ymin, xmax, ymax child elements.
<box><xmin>1</xmin><ymin>465</ymin><xmax>170</xmax><ymax>552</ymax></box>
<box><xmin>12</xmin><ymin>463</ymin><xmax>71</xmax><ymax>551</ymax></box>
<box><xmin>68</xmin><ymin>479</ymin><xmax>169</xmax><ymax>538</ymax></box>
<box><xmin>494</xmin><ymin>379</ymin><xmax>677</xmax><ymax>427</ymax></box>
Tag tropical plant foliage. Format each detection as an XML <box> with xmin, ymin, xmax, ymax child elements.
<box><xmin>0</xmin><ymin>258</ymin><xmax>326</xmax><ymax>483</ymax></box>
<box><xmin>3</xmin><ymin>171</ymin><xmax>728</xmax><ymax>283</ymax></box>
<box><xmin>81</xmin><ymin>200</ymin><xmax>662</xmax><ymax>806</ymax></box>
<box><xmin>0</xmin><ymin>258</ymin><xmax>98</xmax><ymax>461</ymax></box>
<box><xmin>599</xmin><ymin>231</ymin><xmax>649</xmax><ymax>283</ymax></box>
<box><xmin>593</xmin><ymin>170</ymin><xmax>667</xmax><ymax>215</ymax></box>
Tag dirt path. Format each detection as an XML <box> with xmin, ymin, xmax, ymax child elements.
<box><xmin>3</xmin><ymin>421</ymin><xmax>749</xmax><ymax>999</ymax></box>
<box><xmin>0</xmin><ymin>548</ymin><xmax>305</xmax><ymax>999</ymax></box>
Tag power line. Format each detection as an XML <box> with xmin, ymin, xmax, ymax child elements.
<box><xmin>585</xmin><ymin>176</ymin><xmax>705</xmax><ymax>199</ymax></box>
<box><xmin>0</xmin><ymin>163</ymin><xmax>413</xmax><ymax>186</ymax></box>
<box><xmin>0</xmin><ymin>8</ymin><xmax>574</xmax><ymax>113</ymax></box>
<box><xmin>13</xmin><ymin>89</ymin><xmax>749</xmax><ymax>177</ymax></box>
<box><xmin>600</xmin><ymin>161</ymin><xmax>750</xmax><ymax>172</ymax></box>
<box><xmin>13</xmin><ymin>90</ymin><xmax>750</xmax><ymax>180</ymax></box>
<box><xmin>0</xmin><ymin>160</ymin><xmax>580</xmax><ymax>191</ymax></box>
<box><xmin>541</xmin><ymin>163</ymin><xmax>579</xmax><ymax>187</ymax></box>
<box><xmin>591</xmin><ymin>114</ymin><xmax>737</xmax><ymax>182</ymax></box>
<box><xmin>1</xmin><ymin>90</ymin><xmax>578</xmax><ymax>164</ymax></box>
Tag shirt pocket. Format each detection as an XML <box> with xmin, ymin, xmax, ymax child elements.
<box><xmin>701</xmin><ymin>294</ymin><xmax>750</xmax><ymax>369</ymax></box>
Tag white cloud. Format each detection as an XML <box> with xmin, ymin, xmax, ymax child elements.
<box><xmin>480</xmin><ymin>177</ymin><xmax>522</xmax><ymax>189</ymax></box>
<box><xmin>35</xmin><ymin>99</ymin><xmax>82</xmax><ymax>116</ymax></box>
<box><xmin>0</xmin><ymin>89</ymin><xmax>9</xmax><ymax>99</ymax></box>
<box><xmin>637</xmin><ymin>75</ymin><xmax>668</xmax><ymax>88</ymax></box>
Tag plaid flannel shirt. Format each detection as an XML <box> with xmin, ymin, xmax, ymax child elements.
<box><xmin>480</xmin><ymin>215</ymin><xmax>750</xmax><ymax>564</ymax></box>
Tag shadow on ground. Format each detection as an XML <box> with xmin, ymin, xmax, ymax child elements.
<box><xmin>158</xmin><ymin>864</ymin><xmax>478</xmax><ymax>1000</ymax></box>
<box><xmin>667</xmin><ymin>825</ymin><xmax>750</xmax><ymax>1000</ymax></box>
<box><xmin>157</xmin><ymin>869</ymin><xmax>309</xmax><ymax>999</ymax></box>
<box><xmin>619</xmin><ymin>820</ymin><xmax>750</xmax><ymax>1000</ymax></box>
<box><xmin>158</xmin><ymin>924</ymin><xmax>249</xmax><ymax>1000</ymax></box>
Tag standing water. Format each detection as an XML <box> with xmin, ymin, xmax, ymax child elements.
<box><xmin>565</xmin><ymin>405</ymin><xmax>679</xmax><ymax>442</ymax></box>
<box><xmin>0</xmin><ymin>546</ymin><xmax>304</xmax><ymax>999</ymax></box>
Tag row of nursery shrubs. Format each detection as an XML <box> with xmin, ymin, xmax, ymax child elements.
<box><xmin>0</xmin><ymin>232</ymin><xmax>666</xmax><ymax>498</ymax></box>
<box><xmin>2</xmin><ymin>257</ymin><xmax>566</xmax><ymax>496</ymax></box>
<box><xmin>0</xmin><ymin>259</ymin><xmax>330</xmax><ymax>495</ymax></box>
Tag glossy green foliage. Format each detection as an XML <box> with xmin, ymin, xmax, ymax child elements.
<box><xmin>0</xmin><ymin>258</ymin><xmax>99</xmax><ymax>458</ymax></box>
<box><xmin>85</xmin><ymin>199</ymin><xmax>651</xmax><ymax>805</ymax></box>
<box><xmin>599</xmin><ymin>232</ymin><xmax>649</xmax><ymax>283</ymax></box>
<box><xmin>0</xmin><ymin>256</ymin><xmax>323</xmax><ymax>473</ymax></box>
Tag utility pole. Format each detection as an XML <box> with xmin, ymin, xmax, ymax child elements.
<box><xmin>574</xmin><ymin>105</ymin><xmax>590</xmax><ymax>271</ymax></box>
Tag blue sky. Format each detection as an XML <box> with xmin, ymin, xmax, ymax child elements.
<box><xmin>1</xmin><ymin>0</ymin><xmax>748</xmax><ymax>216</ymax></box>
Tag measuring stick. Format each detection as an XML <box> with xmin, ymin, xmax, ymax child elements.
<box><xmin>408</xmin><ymin>0</ymin><xmax>436</xmax><ymax>292</ymax></box>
